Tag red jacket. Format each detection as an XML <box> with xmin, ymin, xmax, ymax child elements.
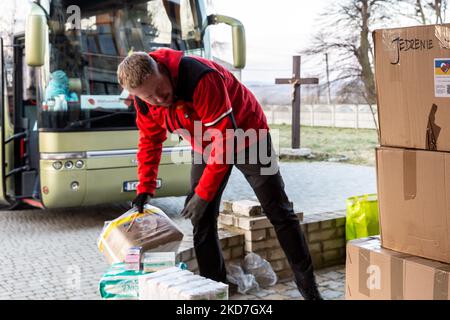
<box><xmin>134</xmin><ymin>48</ymin><xmax>269</xmax><ymax>202</ymax></box>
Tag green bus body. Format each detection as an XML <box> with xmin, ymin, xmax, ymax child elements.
<box><xmin>0</xmin><ymin>0</ymin><xmax>245</xmax><ymax>209</ymax></box>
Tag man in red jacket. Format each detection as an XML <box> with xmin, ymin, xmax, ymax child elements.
<box><xmin>117</xmin><ymin>49</ymin><xmax>322</xmax><ymax>300</ymax></box>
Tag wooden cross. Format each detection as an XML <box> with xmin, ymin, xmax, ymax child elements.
<box><xmin>275</xmin><ymin>56</ymin><xmax>319</xmax><ymax>149</ymax></box>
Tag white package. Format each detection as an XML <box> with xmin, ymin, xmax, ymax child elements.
<box><xmin>138</xmin><ymin>267</ymin><xmax>181</xmax><ymax>299</ymax></box>
<box><xmin>145</xmin><ymin>270</ymin><xmax>192</xmax><ymax>300</ymax></box>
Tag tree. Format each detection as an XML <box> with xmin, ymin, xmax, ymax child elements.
<box><xmin>303</xmin><ymin>0</ymin><xmax>398</xmax><ymax>105</ymax></box>
<box><xmin>405</xmin><ymin>0</ymin><xmax>447</xmax><ymax>24</ymax></box>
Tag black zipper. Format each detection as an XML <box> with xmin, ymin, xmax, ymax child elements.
<box><xmin>165</xmin><ymin>112</ymin><xmax>174</xmax><ymax>133</ymax></box>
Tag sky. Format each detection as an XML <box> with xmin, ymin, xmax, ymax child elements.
<box><xmin>210</xmin><ymin>0</ymin><xmax>331</xmax><ymax>83</ymax></box>
<box><xmin>6</xmin><ymin>0</ymin><xmax>428</xmax><ymax>85</ymax></box>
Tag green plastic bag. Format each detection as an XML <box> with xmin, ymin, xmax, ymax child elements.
<box><xmin>345</xmin><ymin>194</ymin><xmax>380</xmax><ymax>242</ymax></box>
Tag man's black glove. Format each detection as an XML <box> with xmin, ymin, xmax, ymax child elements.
<box><xmin>181</xmin><ymin>193</ymin><xmax>209</xmax><ymax>225</ymax></box>
<box><xmin>132</xmin><ymin>193</ymin><xmax>152</xmax><ymax>213</ymax></box>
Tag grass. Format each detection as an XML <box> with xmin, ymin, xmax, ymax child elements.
<box><xmin>270</xmin><ymin>124</ymin><xmax>379</xmax><ymax>166</ymax></box>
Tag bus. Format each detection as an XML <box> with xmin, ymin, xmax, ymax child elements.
<box><xmin>0</xmin><ymin>0</ymin><xmax>245</xmax><ymax>209</ymax></box>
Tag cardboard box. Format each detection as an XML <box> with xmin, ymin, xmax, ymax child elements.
<box><xmin>346</xmin><ymin>236</ymin><xmax>450</xmax><ymax>300</ymax></box>
<box><xmin>376</xmin><ymin>147</ymin><xmax>450</xmax><ymax>263</ymax></box>
<box><xmin>374</xmin><ymin>24</ymin><xmax>450</xmax><ymax>152</ymax></box>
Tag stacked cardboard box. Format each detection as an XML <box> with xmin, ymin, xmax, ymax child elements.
<box><xmin>347</xmin><ymin>24</ymin><xmax>450</xmax><ymax>300</ymax></box>
<box><xmin>346</xmin><ymin>237</ymin><xmax>450</xmax><ymax>300</ymax></box>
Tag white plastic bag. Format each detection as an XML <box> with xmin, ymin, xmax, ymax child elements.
<box><xmin>243</xmin><ymin>252</ymin><xmax>278</xmax><ymax>287</ymax></box>
<box><xmin>226</xmin><ymin>262</ymin><xmax>259</xmax><ymax>294</ymax></box>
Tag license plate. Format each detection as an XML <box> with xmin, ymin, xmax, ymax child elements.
<box><xmin>123</xmin><ymin>179</ymin><xmax>161</xmax><ymax>192</ymax></box>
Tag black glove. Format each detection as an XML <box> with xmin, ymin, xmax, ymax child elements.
<box><xmin>181</xmin><ymin>193</ymin><xmax>209</xmax><ymax>225</ymax></box>
<box><xmin>132</xmin><ymin>193</ymin><xmax>151</xmax><ymax>213</ymax></box>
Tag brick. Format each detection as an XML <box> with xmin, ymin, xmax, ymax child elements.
<box><xmin>267</xmin><ymin>248</ymin><xmax>286</xmax><ymax>260</ymax></box>
<box><xmin>268</xmin><ymin>228</ymin><xmax>277</xmax><ymax>238</ymax></box>
<box><xmin>305</xmin><ymin>222</ymin><xmax>320</xmax><ymax>232</ymax></box>
<box><xmin>322</xmin><ymin>238</ymin><xmax>346</xmax><ymax>251</ymax></box>
<box><xmin>222</xmin><ymin>200</ymin><xmax>233</xmax><ymax>212</ymax></box>
<box><xmin>218</xmin><ymin>213</ymin><xmax>235</xmax><ymax>226</ymax></box>
<box><xmin>250</xmin><ymin>249</ymin><xmax>268</xmax><ymax>260</ymax></box>
<box><xmin>222</xmin><ymin>248</ymin><xmax>232</xmax><ymax>261</ymax></box>
<box><xmin>322</xmin><ymin>249</ymin><xmax>343</xmax><ymax>262</ymax></box>
<box><xmin>244</xmin><ymin>238</ymin><xmax>279</xmax><ymax>252</ymax></box>
<box><xmin>232</xmin><ymin>200</ymin><xmax>262</xmax><ymax>216</ymax></box>
<box><xmin>308</xmin><ymin>229</ymin><xmax>337</xmax><ymax>243</ymax></box>
<box><xmin>228</xmin><ymin>235</ymin><xmax>244</xmax><ymax>247</ymax></box>
<box><xmin>335</xmin><ymin>217</ymin><xmax>346</xmax><ymax>227</ymax></box>
<box><xmin>186</xmin><ymin>258</ymin><xmax>198</xmax><ymax>272</ymax></box>
<box><xmin>237</xmin><ymin>215</ymin><xmax>272</xmax><ymax>230</ymax></box>
<box><xmin>179</xmin><ymin>248</ymin><xmax>192</xmax><ymax>262</ymax></box>
<box><xmin>244</xmin><ymin>229</ymin><xmax>266</xmax><ymax>241</ymax></box>
<box><xmin>231</xmin><ymin>246</ymin><xmax>244</xmax><ymax>259</ymax></box>
<box><xmin>276</xmin><ymin>269</ymin><xmax>294</xmax><ymax>281</ymax></box>
<box><xmin>220</xmin><ymin>237</ymin><xmax>228</xmax><ymax>249</ymax></box>
<box><xmin>320</xmin><ymin>219</ymin><xmax>335</xmax><ymax>230</ymax></box>
<box><xmin>336</xmin><ymin>226</ymin><xmax>346</xmax><ymax>238</ymax></box>
<box><xmin>271</xmin><ymin>259</ymin><xmax>288</xmax><ymax>272</ymax></box>
<box><xmin>308</xmin><ymin>242</ymin><xmax>322</xmax><ymax>254</ymax></box>
<box><xmin>311</xmin><ymin>254</ymin><xmax>324</xmax><ymax>269</ymax></box>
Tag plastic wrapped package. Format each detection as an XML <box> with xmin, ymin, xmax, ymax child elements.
<box><xmin>143</xmin><ymin>252</ymin><xmax>176</xmax><ymax>272</ymax></box>
<box><xmin>175</xmin><ymin>278</ymin><xmax>228</xmax><ymax>300</ymax></box>
<box><xmin>226</xmin><ymin>262</ymin><xmax>259</xmax><ymax>294</ymax></box>
<box><xmin>97</xmin><ymin>204</ymin><xmax>184</xmax><ymax>264</ymax></box>
<box><xmin>138</xmin><ymin>267</ymin><xmax>229</xmax><ymax>300</ymax></box>
<box><xmin>138</xmin><ymin>267</ymin><xmax>182</xmax><ymax>299</ymax></box>
<box><xmin>167</xmin><ymin>277</ymin><xmax>211</xmax><ymax>300</ymax></box>
<box><xmin>143</xmin><ymin>270</ymin><xmax>192</xmax><ymax>300</ymax></box>
<box><xmin>156</xmin><ymin>274</ymin><xmax>204</xmax><ymax>300</ymax></box>
<box><xmin>99</xmin><ymin>263</ymin><xmax>147</xmax><ymax>300</ymax></box>
<box><xmin>243</xmin><ymin>252</ymin><xmax>278</xmax><ymax>287</ymax></box>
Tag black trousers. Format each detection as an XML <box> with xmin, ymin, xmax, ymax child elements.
<box><xmin>185</xmin><ymin>133</ymin><xmax>314</xmax><ymax>291</ymax></box>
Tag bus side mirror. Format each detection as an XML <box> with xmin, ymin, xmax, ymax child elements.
<box><xmin>25</xmin><ymin>3</ymin><xmax>48</xmax><ymax>67</ymax></box>
<box><xmin>207</xmin><ymin>15</ymin><xmax>246</xmax><ymax>69</ymax></box>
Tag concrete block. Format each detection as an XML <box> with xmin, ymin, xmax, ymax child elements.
<box><xmin>322</xmin><ymin>238</ymin><xmax>346</xmax><ymax>251</ymax></box>
<box><xmin>232</xmin><ymin>200</ymin><xmax>262</xmax><ymax>216</ymax></box>
<box><xmin>308</xmin><ymin>229</ymin><xmax>337</xmax><ymax>243</ymax></box>
<box><xmin>244</xmin><ymin>229</ymin><xmax>266</xmax><ymax>241</ymax></box>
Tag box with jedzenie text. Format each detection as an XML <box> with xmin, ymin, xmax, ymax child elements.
<box><xmin>373</xmin><ymin>24</ymin><xmax>450</xmax><ymax>152</ymax></box>
<box><xmin>346</xmin><ymin>236</ymin><xmax>450</xmax><ymax>300</ymax></box>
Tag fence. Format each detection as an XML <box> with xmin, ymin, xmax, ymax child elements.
<box><xmin>262</xmin><ymin>104</ymin><xmax>379</xmax><ymax>129</ymax></box>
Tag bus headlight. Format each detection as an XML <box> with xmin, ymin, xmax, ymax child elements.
<box><xmin>53</xmin><ymin>161</ymin><xmax>63</xmax><ymax>170</ymax></box>
<box><xmin>71</xmin><ymin>181</ymin><xmax>79</xmax><ymax>191</ymax></box>
<box><xmin>75</xmin><ymin>160</ymin><xmax>84</xmax><ymax>168</ymax></box>
<box><xmin>65</xmin><ymin>161</ymin><xmax>73</xmax><ymax>169</ymax></box>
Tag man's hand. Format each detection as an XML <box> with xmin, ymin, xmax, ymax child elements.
<box><xmin>132</xmin><ymin>193</ymin><xmax>152</xmax><ymax>213</ymax></box>
<box><xmin>181</xmin><ymin>193</ymin><xmax>209</xmax><ymax>225</ymax></box>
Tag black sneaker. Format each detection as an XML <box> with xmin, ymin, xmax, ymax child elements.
<box><xmin>295</xmin><ymin>265</ymin><xmax>324</xmax><ymax>300</ymax></box>
<box><xmin>227</xmin><ymin>282</ymin><xmax>239</xmax><ymax>296</ymax></box>
<box><xmin>298</xmin><ymin>282</ymin><xmax>323</xmax><ymax>300</ymax></box>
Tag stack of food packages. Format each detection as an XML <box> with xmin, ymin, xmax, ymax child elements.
<box><xmin>97</xmin><ymin>204</ymin><xmax>229</xmax><ymax>300</ymax></box>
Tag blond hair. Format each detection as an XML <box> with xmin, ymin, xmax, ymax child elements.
<box><xmin>117</xmin><ymin>52</ymin><xmax>157</xmax><ymax>89</ymax></box>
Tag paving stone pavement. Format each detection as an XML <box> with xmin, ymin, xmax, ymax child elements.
<box><xmin>153</xmin><ymin>161</ymin><xmax>376</xmax><ymax>234</ymax></box>
<box><xmin>229</xmin><ymin>265</ymin><xmax>345</xmax><ymax>300</ymax></box>
<box><xmin>0</xmin><ymin>161</ymin><xmax>368</xmax><ymax>300</ymax></box>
